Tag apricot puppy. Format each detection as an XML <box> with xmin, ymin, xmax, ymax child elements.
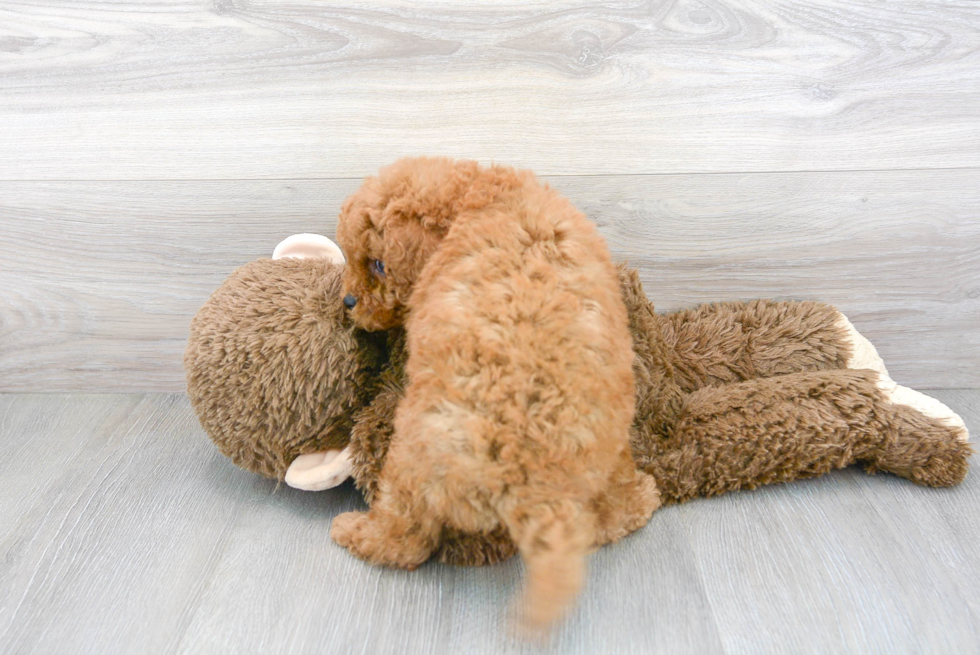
<box><xmin>331</xmin><ymin>157</ymin><xmax>660</xmax><ymax>630</ymax></box>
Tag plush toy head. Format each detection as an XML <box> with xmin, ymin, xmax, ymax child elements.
<box><xmin>184</xmin><ymin>235</ymin><xmax>386</xmax><ymax>485</ymax></box>
<box><xmin>185</xmin><ymin>234</ymin><xmax>518</xmax><ymax>565</ymax></box>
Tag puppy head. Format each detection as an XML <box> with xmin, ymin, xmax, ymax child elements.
<box><xmin>336</xmin><ymin>157</ymin><xmax>483</xmax><ymax>331</ymax></box>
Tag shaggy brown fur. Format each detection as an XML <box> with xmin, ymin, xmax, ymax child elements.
<box><xmin>341</xmin><ymin>266</ymin><xmax>972</xmax><ymax>567</ymax></box>
<box><xmin>332</xmin><ymin>157</ymin><xmax>661</xmax><ymax>630</ymax></box>
<box><xmin>601</xmin><ymin>267</ymin><xmax>968</xmax><ymax>500</ymax></box>
<box><xmin>184</xmin><ymin>257</ymin><xmax>385</xmax><ymax>478</ymax></box>
<box><xmin>185</xmin><ymin>165</ymin><xmax>971</xmax><ymax>586</ymax></box>
<box><xmin>185</xmin><ymin>252</ymin><xmax>972</xmax><ymax>574</ymax></box>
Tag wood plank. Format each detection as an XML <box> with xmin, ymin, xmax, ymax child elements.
<box><xmin>0</xmin><ymin>394</ymin><xmax>263</xmax><ymax>654</ymax></box>
<box><xmin>677</xmin><ymin>388</ymin><xmax>980</xmax><ymax>654</ymax></box>
<box><xmin>0</xmin><ymin>392</ymin><xmax>976</xmax><ymax>653</ymax></box>
<box><xmin>0</xmin><ymin>395</ymin><xmax>131</xmax><ymax>537</ymax></box>
<box><xmin>175</xmin><ymin>495</ymin><xmax>725</xmax><ymax>655</ymax></box>
<box><xmin>854</xmin><ymin>390</ymin><xmax>980</xmax><ymax>624</ymax></box>
<box><xmin>2</xmin><ymin>0</ymin><xmax>978</xmax><ymax>179</ymax></box>
<box><xmin>0</xmin><ymin>393</ymin><xmax>724</xmax><ymax>655</ymax></box>
<box><xmin>679</xmin><ymin>468</ymin><xmax>980</xmax><ymax>654</ymax></box>
<box><xmin>2</xmin><ymin>168</ymin><xmax>977</xmax><ymax>392</ymax></box>
<box><xmin>0</xmin><ymin>179</ymin><xmax>360</xmax><ymax>392</ymax></box>
<box><xmin>566</xmin><ymin>170</ymin><xmax>980</xmax><ymax>389</ymax></box>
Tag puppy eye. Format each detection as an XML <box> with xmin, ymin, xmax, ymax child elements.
<box><xmin>371</xmin><ymin>259</ymin><xmax>386</xmax><ymax>277</ymax></box>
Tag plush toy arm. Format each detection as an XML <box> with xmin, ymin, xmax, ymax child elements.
<box><xmin>634</xmin><ymin>369</ymin><xmax>970</xmax><ymax>505</ymax></box>
<box><xmin>285</xmin><ymin>446</ymin><xmax>355</xmax><ymax>491</ymax></box>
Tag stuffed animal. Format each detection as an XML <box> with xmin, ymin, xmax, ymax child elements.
<box><xmin>185</xmin><ymin>234</ymin><xmax>971</xmax><ymax>567</ymax></box>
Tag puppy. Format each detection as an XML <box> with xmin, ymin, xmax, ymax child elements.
<box><xmin>332</xmin><ymin>157</ymin><xmax>660</xmax><ymax>630</ymax></box>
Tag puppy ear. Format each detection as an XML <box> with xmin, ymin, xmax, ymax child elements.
<box><xmin>381</xmin><ymin>218</ymin><xmax>448</xmax><ymax>295</ymax></box>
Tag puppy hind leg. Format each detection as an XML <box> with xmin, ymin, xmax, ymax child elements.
<box><xmin>332</xmin><ymin>395</ymin><xmax>451</xmax><ymax>569</ymax></box>
<box><xmin>500</xmin><ymin>497</ymin><xmax>594</xmax><ymax>634</ymax></box>
<box><xmin>592</xmin><ymin>448</ymin><xmax>661</xmax><ymax>547</ymax></box>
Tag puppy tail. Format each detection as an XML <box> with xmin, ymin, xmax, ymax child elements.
<box><xmin>502</xmin><ymin>498</ymin><xmax>593</xmax><ymax>634</ymax></box>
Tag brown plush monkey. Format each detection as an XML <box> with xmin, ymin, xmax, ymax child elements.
<box><xmin>185</xmin><ymin>235</ymin><xmax>971</xmax><ymax>567</ymax></box>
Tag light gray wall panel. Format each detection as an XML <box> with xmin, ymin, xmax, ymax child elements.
<box><xmin>1</xmin><ymin>0</ymin><xmax>978</xmax><ymax>178</ymax></box>
<box><xmin>1</xmin><ymin>169</ymin><xmax>977</xmax><ymax>392</ymax></box>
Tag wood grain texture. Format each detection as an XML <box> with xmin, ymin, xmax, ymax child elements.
<box><xmin>566</xmin><ymin>170</ymin><xmax>980</xmax><ymax>389</ymax></box>
<box><xmin>0</xmin><ymin>391</ymin><xmax>976</xmax><ymax>654</ymax></box>
<box><xmin>2</xmin><ymin>0</ymin><xmax>979</xmax><ymax>178</ymax></box>
<box><xmin>0</xmin><ymin>394</ymin><xmax>256</xmax><ymax>654</ymax></box>
<box><xmin>0</xmin><ymin>179</ymin><xmax>359</xmax><ymax>392</ymax></box>
<box><xmin>678</xmin><ymin>388</ymin><xmax>980</xmax><ymax>654</ymax></box>
<box><xmin>2</xmin><ymin>169</ymin><xmax>977</xmax><ymax>392</ymax></box>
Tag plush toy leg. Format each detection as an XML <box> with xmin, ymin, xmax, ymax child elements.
<box><xmin>834</xmin><ymin>312</ymin><xmax>890</xmax><ymax>376</ymax></box>
<box><xmin>662</xmin><ymin>300</ymin><xmax>851</xmax><ymax>390</ymax></box>
<box><xmin>836</xmin><ymin>314</ymin><xmax>971</xmax><ymax>482</ymax></box>
<box><xmin>864</xmin><ymin>391</ymin><xmax>971</xmax><ymax>486</ymax></box>
<box><xmin>640</xmin><ymin>369</ymin><xmax>971</xmax><ymax>504</ymax></box>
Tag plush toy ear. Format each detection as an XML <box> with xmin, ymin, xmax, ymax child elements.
<box><xmin>272</xmin><ymin>233</ymin><xmax>346</xmax><ymax>263</ymax></box>
<box><xmin>284</xmin><ymin>445</ymin><xmax>355</xmax><ymax>491</ymax></box>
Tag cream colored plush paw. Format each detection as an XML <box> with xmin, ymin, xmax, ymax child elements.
<box><xmin>836</xmin><ymin>312</ymin><xmax>889</xmax><ymax>377</ymax></box>
<box><xmin>837</xmin><ymin>311</ymin><xmax>969</xmax><ymax>443</ymax></box>
<box><xmin>284</xmin><ymin>446</ymin><xmax>354</xmax><ymax>490</ymax></box>
<box><xmin>883</xmin><ymin>383</ymin><xmax>969</xmax><ymax>443</ymax></box>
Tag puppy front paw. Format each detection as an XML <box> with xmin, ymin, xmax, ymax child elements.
<box><xmin>330</xmin><ymin>510</ymin><xmax>431</xmax><ymax>570</ymax></box>
<box><xmin>330</xmin><ymin>510</ymin><xmax>368</xmax><ymax>550</ymax></box>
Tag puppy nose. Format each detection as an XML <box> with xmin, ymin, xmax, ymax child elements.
<box><xmin>343</xmin><ymin>294</ymin><xmax>357</xmax><ymax>309</ymax></box>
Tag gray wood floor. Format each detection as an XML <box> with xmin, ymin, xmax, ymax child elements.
<box><xmin>0</xmin><ymin>391</ymin><xmax>978</xmax><ymax>654</ymax></box>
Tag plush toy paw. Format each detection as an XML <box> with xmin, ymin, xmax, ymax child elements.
<box><xmin>331</xmin><ymin>510</ymin><xmax>433</xmax><ymax>570</ymax></box>
<box><xmin>862</xmin><ymin>371</ymin><xmax>972</xmax><ymax>487</ymax></box>
<box><xmin>285</xmin><ymin>447</ymin><xmax>354</xmax><ymax>491</ymax></box>
<box><xmin>837</xmin><ymin>311</ymin><xmax>969</xmax><ymax>444</ymax></box>
<box><xmin>883</xmin><ymin>383</ymin><xmax>970</xmax><ymax>442</ymax></box>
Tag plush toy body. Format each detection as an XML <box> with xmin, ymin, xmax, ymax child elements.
<box><xmin>185</xmin><ymin>236</ymin><xmax>971</xmax><ymax>568</ymax></box>
<box><xmin>620</xmin><ymin>272</ymin><xmax>969</xmax><ymax>500</ymax></box>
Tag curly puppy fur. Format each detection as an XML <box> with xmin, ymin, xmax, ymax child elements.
<box><xmin>332</xmin><ymin>157</ymin><xmax>660</xmax><ymax>630</ymax></box>
<box><xmin>344</xmin><ymin>269</ymin><xmax>970</xmax><ymax>568</ymax></box>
